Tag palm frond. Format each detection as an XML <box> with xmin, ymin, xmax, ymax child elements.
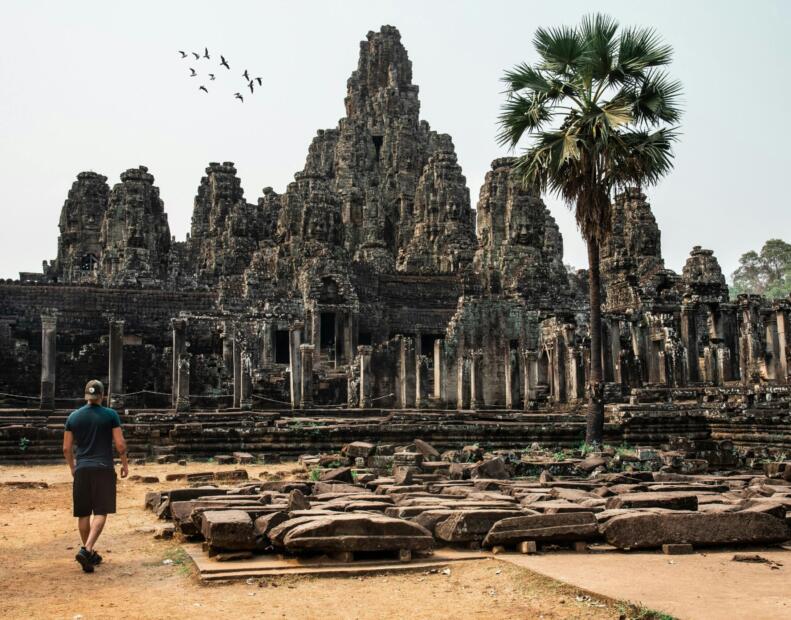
<box><xmin>533</xmin><ymin>25</ymin><xmax>584</xmax><ymax>75</ymax></box>
<box><xmin>616</xmin><ymin>26</ymin><xmax>673</xmax><ymax>76</ymax></box>
<box><xmin>496</xmin><ymin>93</ymin><xmax>554</xmax><ymax>147</ymax></box>
<box><xmin>623</xmin><ymin>70</ymin><xmax>683</xmax><ymax>124</ymax></box>
<box><xmin>609</xmin><ymin>127</ymin><xmax>679</xmax><ymax>187</ymax></box>
<box><xmin>579</xmin><ymin>13</ymin><xmax>619</xmax><ymax>81</ymax></box>
<box><xmin>501</xmin><ymin>63</ymin><xmax>567</xmax><ymax>101</ymax></box>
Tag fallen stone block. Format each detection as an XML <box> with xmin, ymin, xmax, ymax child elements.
<box><xmin>343</xmin><ymin>441</ymin><xmax>376</xmax><ymax>459</ymax></box>
<box><xmin>283</xmin><ymin>514</ymin><xmax>434</xmax><ymax>553</ymax></box>
<box><xmin>393</xmin><ymin>466</ymin><xmax>417</xmax><ymax>486</ymax></box>
<box><xmin>414</xmin><ymin>439</ymin><xmax>440</xmax><ymax>458</ymax></box>
<box><xmin>214</xmin><ymin>469</ymin><xmax>249</xmax><ymax>481</ymax></box>
<box><xmin>287</xmin><ymin>489</ymin><xmax>310</xmax><ymax>511</ymax></box>
<box><xmin>605</xmin><ymin>492</ymin><xmax>699</xmax><ymax>511</ymax></box>
<box><xmin>602</xmin><ymin>511</ymin><xmax>791</xmax><ymax>550</ymax></box>
<box><xmin>253</xmin><ymin>511</ymin><xmax>290</xmax><ymax>538</ymax></box>
<box><xmin>320</xmin><ymin>466</ymin><xmax>354</xmax><ymax>483</ymax></box>
<box><xmin>233</xmin><ymin>451</ymin><xmax>256</xmax><ymax>464</ymax></box>
<box><xmin>483</xmin><ymin>512</ymin><xmax>598</xmax><ymax>547</ymax></box>
<box><xmin>435</xmin><ymin>509</ymin><xmax>524</xmax><ymax>543</ymax></box>
<box><xmin>269</xmin><ymin>516</ymin><xmax>325</xmax><ymax>547</ymax></box>
<box><xmin>470</xmin><ymin>458</ymin><xmax>508</xmax><ymax>480</ymax></box>
<box><xmin>199</xmin><ymin>510</ymin><xmax>255</xmax><ymax>550</ymax></box>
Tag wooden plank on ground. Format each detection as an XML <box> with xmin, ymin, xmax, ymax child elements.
<box><xmin>182</xmin><ymin>544</ymin><xmax>488</xmax><ymax>580</ymax></box>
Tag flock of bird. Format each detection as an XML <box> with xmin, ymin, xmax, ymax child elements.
<box><xmin>178</xmin><ymin>48</ymin><xmax>261</xmax><ymax>102</ymax></box>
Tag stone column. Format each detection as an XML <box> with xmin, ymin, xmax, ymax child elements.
<box><xmin>39</xmin><ymin>313</ymin><xmax>57</xmax><ymax>410</ymax></box>
<box><xmin>522</xmin><ymin>350</ymin><xmax>538</xmax><ymax>410</ymax></box>
<box><xmin>222</xmin><ymin>321</ymin><xmax>234</xmax><ymax>372</ymax></box>
<box><xmin>398</xmin><ymin>337</ymin><xmax>416</xmax><ymax>408</ymax></box>
<box><xmin>680</xmin><ymin>306</ymin><xmax>699</xmax><ymax>382</ymax></box>
<box><xmin>176</xmin><ymin>352</ymin><xmax>191</xmax><ymax>412</ymax></box>
<box><xmin>240</xmin><ymin>349</ymin><xmax>253</xmax><ymax>411</ymax></box>
<box><xmin>260</xmin><ymin>320</ymin><xmax>274</xmax><ymax>366</ymax></box>
<box><xmin>171</xmin><ymin>318</ymin><xmax>187</xmax><ymax>408</ymax></box>
<box><xmin>108</xmin><ymin>319</ymin><xmax>124</xmax><ymax>409</ymax></box>
<box><xmin>469</xmin><ymin>350</ymin><xmax>483</xmax><ymax>409</ymax></box>
<box><xmin>289</xmin><ymin>322</ymin><xmax>304</xmax><ymax>408</ymax></box>
<box><xmin>333</xmin><ymin>313</ymin><xmax>342</xmax><ymax>367</ymax></box>
<box><xmin>358</xmin><ymin>345</ymin><xmax>373</xmax><ymax>408</ymax></box>
<box><xmin>457</xmin><ymin>354</ymin><xmax>471</xmax><ymax>410</ymax></box>
<box><xmin>232</xmin><ymin>332</ymin><xmax>242</xmax><ymax>408</ymax></box>
<box><xmin>416</xmin><ymin>355</ymin><xmax>429</xmax><ymax>408</ymax></box>
<box><xmin>344</xmin><ymin>311</ymin><xmax>355</xmax><ymax>365</ymax></box>
<box><xmin>504</xmin><ymin>348</ymin><xmax>517</xmax><ymax>409</ymax></box>
<box><xmin>777</xmin><ymin>307</ymin><xmax>788</xmax><ymax>383</ymax></box>
<box><xmin>433</xmin><ymin>339</ymin><xmax>444</xmax><ymax>402</ymax></box>
<box><xmin>300</xmin><ymin>343</ymin><xmax>315</xmax><ymax>408</ymax></box>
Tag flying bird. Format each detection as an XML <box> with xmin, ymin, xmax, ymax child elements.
<box><xmin>192</xmin><ymin>51</ymin><xmax>200</xmax><ymax>60</ymax></box>
<box><xmin>203</xmin><ymin>47</ymin><xmax>210</xmax><ymax>59</ymax></box>
<box><xmin>189</xmin><ymin>68</ymin><xmax>197</xmax><ymax>77</ymax></box>
<box><xmin>234</xmin><ymin>92</ymin><xmax>244</xmax><ymax>102</ymax></box>
<box><xmin>209</xmin><ymin>73</ymin><xmax>215</xmax><ymax>80</ymax></box>
<box><xmin>178</xmin><ymin>50</ymin><xmax>187</xmax><ymax>58</ymax></box>
<box><xmin>199</xmin><ymin>85</ymin><xmax>208</xmax><ymax>93</ymax></box>
<box><xmin>255</xmin><ymin>77</ymin><xmax>262</xmax><ymax>86</ymax></box>
<box><xmin>248</xmin><ymin>81</ymin><xmax>254</xmax><ymax>94</ymax></box>
<box><xmin>220</xmin><ymin>55</ymin><xmax>230</xmax><ymax>69</ymax></box>
<box><xmin>243</xmin><ymin>69</ymin><xmax>249</xmax><ymax>81</ymax></box>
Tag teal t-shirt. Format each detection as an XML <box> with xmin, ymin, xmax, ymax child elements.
<box><xmin>64</xmin><ymin>404</ymin><xmax>121</xmax><ymax>470</ymax></box>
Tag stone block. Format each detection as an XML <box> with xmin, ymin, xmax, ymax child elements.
<box><xmin>483</xmin><ymin>512</ymin><xmax>599</xmax><ymax>547</ymax></box>
<box><xmin>435</xmin><ymin>509</ymin><xmax>524</xmax><ymax>543</ymax></box>
<box><xmin>282</xmin><ymin>514</ymin><xmax>434</xmax><ymax>553</ymax></box>
<box><xmin>602</xmin><ymin>512</ymin><xmax>790</xmax><ymax>550</ymax></box>
<box><xmin>605</xmin><ymin>492</ymin><xmax>699</xmax><ymax>511</ymax></box>
<box><xmin>470</xmin><ymin>458</ymin><xmax>508</xmax><ymax>480</ymax></box>
<box><xmin>199</xmin><ymin>510</ymin><xmax>255</xmax><ymax>550</ymax></box>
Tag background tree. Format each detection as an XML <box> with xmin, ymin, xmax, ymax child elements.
<box><xmin>731</xmin><ymin>239</ymin><xmax>791</xmax><ymax>299</ymax></box>
<box><xmin>498</xmin><ymin>14</ymin><xmax>682</xmax><ymax>444</ymax></box>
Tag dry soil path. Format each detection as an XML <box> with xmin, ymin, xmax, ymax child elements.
<box><xmin>0</xmin><ymin>462</ymin><xmax>634</xmax><ymax>620</ymax></box>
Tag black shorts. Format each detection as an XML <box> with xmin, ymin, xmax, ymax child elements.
<box><xmin>73</xmin><ymin>467</ymin><xmax>117</xmax><ymax>517</ymax></box>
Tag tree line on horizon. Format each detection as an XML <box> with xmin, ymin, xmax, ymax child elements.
<box><xmin>731</xmin><ymin>239</ymin><xmax>791</xmax><ymax>300</ymax></box>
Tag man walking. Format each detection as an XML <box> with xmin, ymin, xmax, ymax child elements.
<box><xmin>62</xmin><ymin>379</ymin><xmax>128</xmax><ymax>573</ymax></box>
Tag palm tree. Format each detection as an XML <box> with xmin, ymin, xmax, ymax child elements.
<box><xmin>498</xmin><ymin>14</ymin><xmax>682</xmax><ymax>445</ymax></box>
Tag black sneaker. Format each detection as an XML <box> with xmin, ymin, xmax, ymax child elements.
<box><xmin>76</xmin><ymin>547</ymin><xmax>94</xmax><ymax>573</ymax></box>
<box><xmin>90</xmin><ymin>550</ymin><xmax>103</xmax><ymax>565</ymax></box>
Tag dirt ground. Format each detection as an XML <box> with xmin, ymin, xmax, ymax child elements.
<box><xmin>0</xmin><ymin>462</ymin><xmax>642</xmax><ymax>620</ymax></box>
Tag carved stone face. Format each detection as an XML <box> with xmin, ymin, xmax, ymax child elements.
<box><xmin>305</xmin><ymin>208</ymin><xmax>330</xmax><ymax>242</ymax></box>
<box><xmin>509</xmin><ymin>211</ymin><xmax>536</xmax><ymax>246</ymax></box>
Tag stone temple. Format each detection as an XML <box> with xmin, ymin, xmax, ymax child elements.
<box><xmin>1</xmin><ymin>25</ymin><xmax>790</xmax><ymax>461</ymax></box>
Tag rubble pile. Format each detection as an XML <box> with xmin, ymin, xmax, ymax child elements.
<box><xmin>145</xmin><ymin>440</ymin><xmax>791</xmax><ymax>562</ymax></box>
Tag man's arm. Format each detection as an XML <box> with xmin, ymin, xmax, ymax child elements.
<box><xmin>63</xmin><ymin>430</ymin><xmax>75</xmax><ymax>476</ymax></box>
<box><xmin>112</xmin><ymin>426</ymin><xmax>129</xmax><ymax>478</ymax></box>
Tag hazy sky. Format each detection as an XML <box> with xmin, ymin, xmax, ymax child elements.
<box><xmin>1</xmin><ymin>0</ymin><xmax>789</xmax><ymax>280</ymax></box>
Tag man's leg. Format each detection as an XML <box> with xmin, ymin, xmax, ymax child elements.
<box><xmin>78</xmin><ymin>516</ymin><xmax>91</xmax><ymax>545</ymax></box>
<box><xmin>84</xmin><ymin>514</ymin><xmax>107</xmax><ymax>552</ymax></box>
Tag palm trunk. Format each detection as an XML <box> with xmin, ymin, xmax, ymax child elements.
<box><xmin>585</xmin><ymin>238</ymin><xmax>604</xmax><ymax>446</ymax></box>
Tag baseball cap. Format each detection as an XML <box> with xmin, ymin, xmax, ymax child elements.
<box><xmin>84</xmin><ymin>379</ymin><xmax>105</xmax><ymax>397</ymax></box>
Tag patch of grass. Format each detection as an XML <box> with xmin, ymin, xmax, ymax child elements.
<box><xmin>161</xmin><ymin>546</ymin><xmax>192</xmax><ymax>576</ymax></box>
<box><xmin>615</xmin><ymin>442</ymin><xmax>635</xmax><ymax>457</ymax></box>
<box><xmin>577</xmin><ymin>441</ymin><xmax>595</xmax><ymax>456</ymax></box>
<box><xmin>309</xmin><ymin>466</ymin><xmax>322</xmax><ymax>481</ymax></box>
<box><xmin>618</xmin><ymin>603</ymin><xmax>677</xmax><ymax>620</ymax></box>
<box><xmin>18</xmin><ymin>437</ymin><xmax>30</xmax><ymax>452</ymax></box>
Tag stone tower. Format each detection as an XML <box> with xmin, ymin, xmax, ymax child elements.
<box><xmin>292</xmin><ymin>25</ymin><xmax>474</xmax><ymax>272</ymax></box>
<box><xmin>189</xmin><ymin>162</ymin><xmax>261</xmax><ymax>283</ymax></box>
<box><xmin>51</xmin><ymin>171</ymin><xmax>109</xmax><ymax>284</ymax></box>
<box><xmin>100</xmin><ymin>166</ymin><xmax>171</xmax><ymax>287</ymax></box>
<box><xmin>474</xmin><ymin>158</ymin><xmax>569</xmax><ymax>305</ymax></box>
